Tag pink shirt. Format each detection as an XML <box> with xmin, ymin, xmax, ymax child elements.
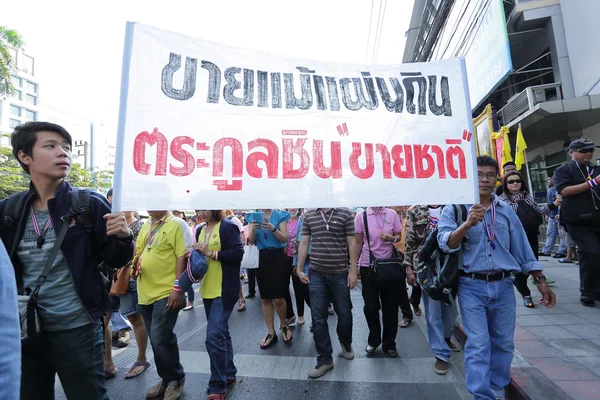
<box><xmin>355</xmin><ymin>207</ymin><xmax>402</xmax><ymax>267</ymax></box>
<box><xmin>285</xmin><ymin>218</ymin><xmax>299</xmax><ymax>257</ymax></box>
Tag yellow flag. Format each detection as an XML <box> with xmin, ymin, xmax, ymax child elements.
<box><xmin>501</xmin><ymin>126</ymin><xmax>512</xmax><ymax>169</ymax></box>
<box><xmin>515</xmin><ymin>126</ymin><xmax>528</xmax><ymax>170</ymax></box>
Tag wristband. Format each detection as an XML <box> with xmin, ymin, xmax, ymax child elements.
<box><xmin>173</xmin><ymin>280</ymin><xmax>182</xmax><ymax>292</ymax></box>
<box><xmin>589</xmin><ymin>179</ymin><xmax>598</xmax><ymax>189</ymax></box>
<box><xmin>406</xmin><ymin>270</ymin><xmax>415</xmax><ymax>275</ymax></box>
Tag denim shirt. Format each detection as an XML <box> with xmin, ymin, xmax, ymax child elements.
<box><xmin>0</xmin><ymin>239</ymin><xmax>20</xmax><ymax>400</ymax></box>
<box><xmin>437</xmin><ymin>197</ymin><xmax>543</xmax><ymax>274</ymax></box>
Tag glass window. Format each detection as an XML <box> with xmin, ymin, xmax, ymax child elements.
<box><xmin>8</xmin><ymin>47</ymin><xmax>17</xmax><ymax>65</ymax></box>
<box><xmin>21</xmin><ymin>55</ymin><xmax>34</xmax><ymax>75</ymax></box>
<box><xmin>13</xmin><ymin>90</ymin><xmax>22</xmax><ymax>100</ymax></box>
<box><xmin>24</xmin><ymin>94</ymin><xmax>37</xmax><ymax>105</ymax></box>
<box><xmin>26</xmin><ymin>81</ymin><xmax>37</xmax><ymax>93</ymax></box>
<box><xmin>24</xmin><ymin>109</ymin><xmax>37</xmax><ymax>121</ymax></box>
<box><xmin>9</xmin><ymin>118</ymin><xmax>20</xmax><ymax>129</ymax></box>
<box><xmin>10</xmin><ymin>105</ymin><xmax>21</xmax><ymax>116</ymax></box>
<box><xmin>11</xmin><ymin>75</ymin><xmax>22</xmax><ymax>87</ymax></box>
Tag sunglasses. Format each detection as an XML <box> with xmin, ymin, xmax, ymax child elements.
<box><xmin>507</xmin><ymin>179</ymin><xmax>522</xmax><ymax>184</ymax></box>
<box><xmin>577</xmin><ymin>149</ymin><xmax>595</xmax><ymax>154</ymax></box>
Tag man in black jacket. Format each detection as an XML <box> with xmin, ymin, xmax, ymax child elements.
<box><xmin>553</xmin><ymin>138</ymin><xmax>600</xmax><ymax>307</ymax></box>
<box><xmin>0</xmin><ymin>122</ymin><xmax>134</xmax><ymax>399</ymax></box>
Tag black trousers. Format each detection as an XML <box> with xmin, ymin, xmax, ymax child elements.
<box><xmin>291</xmin><ymin>273</ymin><xmax>310</xmax><ymax>317</ymax></box>
<box><xmin>361</xmin><ymin>268</ymin><xmax>400</xmax><ymax>351</ymax></box>
<box><xmin>514</xmin><ymin>231</ymin><xmax>539</xmax><ymax>298</ymax></box>
<box><xmin>398</xmin><ymin>282</ymin><xmax>421</xmax><ymax>321</ymax></box>
<box><xmin>566</xmin><ymin>223</ymin><xmax>600</xmax><ymax>299</ymax></box>
<box><xmin>247</xmin><ymin>268</ymin><xmax>257</xmax><ymax>296</ymax></box>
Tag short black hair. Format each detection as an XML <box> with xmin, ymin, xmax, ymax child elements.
<box><xmin>477</xmin><ymin>155</ymin><xmax>499</xmax><ymax>174</ymax></box>
<box><xmin>11</xmin><ymin>122</ymin><xmax>72</xmax><ymax>175</ymax></box>
<box><xmin>502</xmin><ymin>161</ymin><xmax>516</xmax><ymax>169</ymax></box>
<box><xmin>107</xmin><ymin>188</ymin><xmax>113</xmax><ymax>198</ymax></box>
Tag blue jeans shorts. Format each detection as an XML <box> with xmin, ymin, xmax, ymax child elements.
<box><xmin>119</xmin><ymin>280</ymin><xmax>140</xmax><ymax>317</ymax></box>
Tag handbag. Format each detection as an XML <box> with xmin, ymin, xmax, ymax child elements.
<box><xmin>109</xmin><ymin>265</ymin><xmax>130</xmax><ymax>296</ymax></box>
<box><xmin>241</xmin><ymin>245</ymin><xmax>259</xmax><ymax>270</ymax></box>
<box><xmin>363</xmin><ymin>211</ymin><xmax>405</xmax><ymax>284</ymax></box>
<box><xmin>19</xmin><ymin>217</ymin><xmax>70</xmax><ymax>344</ymax></box>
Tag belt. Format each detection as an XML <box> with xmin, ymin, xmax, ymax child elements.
<box><xmin>460</xmin><ymin>270</ymin><xmax>509</xmax><ymax>282</ymax></box>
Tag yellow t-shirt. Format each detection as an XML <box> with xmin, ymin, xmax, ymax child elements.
<box><xmin>136</xmin><ymin>214</ymin><xmax>189</xmax><ymax>305</ymax></box>
<box><xmin>199</xmin><ymin>222</ymin><xmax>223</xmax><ymax>299</ymax></box>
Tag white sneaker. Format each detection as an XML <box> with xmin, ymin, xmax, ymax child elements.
<box><xmin>340</xmin><ymin>342</ymin><xmax>354</xmax><ymax>360</ymax></box>
<box><xmin>308</xmin><ymin>362</ymin><xmax>334</xmax><ymax>379</ymax></box>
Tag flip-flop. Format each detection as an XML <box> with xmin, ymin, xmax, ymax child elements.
<box><xmin>281</xmin><ymin>326</ymin><xmax>293</xmax><ymax>344</ymax></box>
<box><xmin>399</xmin><ymin>319</ymin><xmax>412</xmax><ymax>328</ymax></box>
<box><xmin>237</xmin><ymin>301</ymin><xmax>246</xmax><ymax>312</ymax></box>
<box><xmin>558</xmin><ymin>258</ymin><xmax>573</xmax><ymax>264</ymax></box>
<box><xmin>124</xmin><ymin>361</ymin><xmax>150</xmax><ymax>379</ymax></box>
<box><xmin>413</xmin><ymin>306</ymin><xmax>422</xmax><ymax>316</ymax></box>
<box><xmin>104</xmin><ymin>367</ymin><xmax>118</xmax><ymax>379</ymax></box>
<box><xmin>260</xmin><ymin>333</ymin><xmax>278</xmax><ymax>349</ymax></box>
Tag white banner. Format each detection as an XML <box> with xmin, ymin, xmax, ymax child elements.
<box><xmin>112</xmin><ymin>22</ymin><xmax>477</xmax><ymax>212</ymax></box>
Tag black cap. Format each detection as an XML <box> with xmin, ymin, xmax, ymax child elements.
<box><xmin>569</xmin><ymin>138</ymin><xmax>595</xmax><ymax>151</ymax></box>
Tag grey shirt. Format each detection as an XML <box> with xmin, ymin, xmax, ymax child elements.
<box><xmin>17</xmin><ymin>207</ymin><xmax>91</xmax><ymax>331</ymax></box>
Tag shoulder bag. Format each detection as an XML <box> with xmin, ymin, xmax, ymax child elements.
<box><xmin>362</xmin><ymin>211</ymin><xmax>405</xmax><ymax>284</ymax></box>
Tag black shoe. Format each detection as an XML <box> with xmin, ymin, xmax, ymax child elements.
<box><xmin>245</xmin><ymin>293</ymin><xmax>255</xmax><ymax>298</ymax></box>
<box><xmin>581</xmin><ymin>297</ymin><xmax>595</xmax><ymax>307</ymax></box>
<box><xmin>539</xmin><ymin>252</ymin><xmax>552</xmax><ymax>257</ymax></box>
<box><xmin>365</xmin><ymin>345</ymin><xmax>376</xmax><ymax>355</ymax></box>
<box><xmin>384</xmin><ymin>349</ymin><xmax>399</xmax><ymax>358</ymax></box>
<box><xmin>553</xmin><ymin>253</ymin><xmax>566</xmax><ymax>259</ymax></box>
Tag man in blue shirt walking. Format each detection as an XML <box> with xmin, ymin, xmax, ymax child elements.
<box><xmin>540</xmin><ymin>176</ymin><xmax>566</xmax><ymax>257</ymax></box>
<box><xmin>438</xmin><ymin>156</ymin><xmax>556</xmax><ymax>400</ymax></box>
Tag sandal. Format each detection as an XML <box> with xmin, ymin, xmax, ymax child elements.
<box><xmin>281</xmin><ymin>326</ymin><xmax>293</xmax><ymax>343</ymax></box>
<box><xmin>124</xmin><ymin>361</ymin><xmax>150</xmax><ymax>379</ymax></box>
<box><xmin>260</xmin><ymin>333</ymin><xmax>278</xmax><ymax>349</ymax></box>
<box><xmin>237</xmin><ymin>300</ymin><xmax>246</xmax><ymax>312</ymax></box>
<box><xmin>558</xmin><ymin>258</ymin><xmax>573</xmax><ymax>264</ymax></box>
<box><xmin>207</xmin><ymin>391</ymin><xmax>227</xmax><ymax>400</ymax></box>
<box><xmin>104</xmin><ymin>366</ymin><xmax>118</xmax><ymax>379</ymax></box>
<box><xmin>399</xmin><ymin>319</ymin><xmax>412</xmax><ymax>328</ymax></box>
<box><xmin>413</xmin><ymin>306</ymin><xmax>422</xmax><ymax>316</ymax></box>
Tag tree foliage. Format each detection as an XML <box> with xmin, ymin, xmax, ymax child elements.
<box><xmin>0</xmin><ymin>26</ymin><xmax>25</xmax><ymax>99</ymax></box>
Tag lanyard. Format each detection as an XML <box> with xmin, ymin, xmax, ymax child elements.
<box><xmin>146</xmin><ymin>215</ymin><xmax>167</xmax><ymax>251</ymax></box>
<box><xmin>202</xmin><ymin>223</ymin><xmax>217</xmax><ymax>245</ymax></box>
<box><xmin>483</xmin><ymin>202</ymin><xmax>497</xmax><ymax>250</ymax></box>
<box><xmin>30</xmin><ymin>206</ymin><xmax>53</xmax><ymax>249</ymax></box>
<box><xmin>320</xmin><ymin>209</ymin><xmax>335</xmax><ymax>231</ymax></box>
<box><xmin>587</xmin><ymin>165</ymin><xmax>595</xmax><ymax>180</ymax></box>
<box><xmin>372</xmin><ymin>208</ymin><xmax>387</xmax><ymax>231</ymax></box>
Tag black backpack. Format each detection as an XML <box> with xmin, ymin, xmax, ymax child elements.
<box><xmin>1</xmin><ymin>188</ymin><xmax>94</xmax><ymax>261</ymax></box>
<box><xmin>416</xmin><ymin>204</ymin><xmax>468</xmax><ymax>304</ymax></box>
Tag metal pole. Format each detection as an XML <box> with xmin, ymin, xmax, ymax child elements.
<box><xmin>519</xmin><ymin>123</ymin><xmax>535</xmax><ymax>194</ymax></box>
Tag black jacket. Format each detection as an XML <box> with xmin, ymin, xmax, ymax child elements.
<box><xmin>553</xmin><ymin>161</ymin><xmax>600</xmax><ymax>224</ymax></box>
<box><xmin>0</xmin><ymin>180</ymin><xmax>134</xmax><ymax>321</ymax></box>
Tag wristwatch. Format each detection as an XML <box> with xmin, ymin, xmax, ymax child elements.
<box><xmin>393</xmin><ymin>237</ymin><xmax>400</xmax><ymax>243</ymax></box>
<box><xmin>532</xmin><ymin>274</ymin><xmax>547</xmax><ymax>284</ymax></box>
<box><xmin>272</xmin><ymin>226</ymin><xmax>278</xmax><ymax>232</ymax></box>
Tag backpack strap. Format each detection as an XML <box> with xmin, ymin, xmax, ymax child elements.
<box><xmin>68</xmin><ymin>189</ymin><xmax>94</xmax><ymax>258</ymax></box>
<box><xmin>2</xmin><ymin>191</ymin><xmax>31</xmax><ymax>258</ymax></box>
<box><xmin>362</xmin><ymin>211</ymin><xmax>375</xmax><ymax>265</ymax></box>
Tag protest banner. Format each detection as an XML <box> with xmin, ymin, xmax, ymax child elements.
<box><xmin>112</xmin><ymin>22</ymin><xmax>477</xmax><ymax>211</ymax></box>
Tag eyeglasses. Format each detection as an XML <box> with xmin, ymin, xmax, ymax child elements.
<box><xmin>478</xmin><ymin>172</ymin><xmax>497</xmax><ymax>181</ymax></box>
<box><xmin>577</xmin><ymin>149</ymin><xmax>595</xmax><ymax>154</ymax></box>
<box><xmin>507</xmin><ymin>179</ymin><xmax>522</xmax><ymax>184</ymax></box>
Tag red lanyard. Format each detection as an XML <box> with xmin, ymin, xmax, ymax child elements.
<box><xmin>30</xmin><ymin>206</ymin><xmax>53</xmax><ymax>249</ymax></box>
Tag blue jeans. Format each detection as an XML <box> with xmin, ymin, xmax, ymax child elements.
<box><xmin>423</xmin><ymin>292</ymin><xmax>456</xmax><ymax>362</ymax></box>
<box><xmin>308</xmin><ymin>270</ymin><xmax>353</xmax><ymax>364</ymax></box>
<box><xmin>21</xmin><ymin>322</ymin><xmax>108</xmax><ymax>400</ymax></box>
<box><xmin>458</xmin><ymin>277</ymin><xmax>515</xmax><ymax>400</ymax></box>
<box><xmin>139</xmin><ymin>297</ymin><xmax>185</xmax><ymax>383</ymax></box>
<box><xmin>542</xmin><ymin>220</ymin><xmax>566</xmax><ymax>254</ymax></box>
<box><xmin>203</xmin><ymin>297</ymin><xmax>237</xmax><ymax>394</ymax></box>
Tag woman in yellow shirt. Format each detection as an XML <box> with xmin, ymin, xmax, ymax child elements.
<box><xmin>193</xmin><ymin>210</ymin><xmax>244</xmax><ymax>400</ymax></box>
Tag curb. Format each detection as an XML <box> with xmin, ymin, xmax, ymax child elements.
<box><xmin>454</xmin><ymin>323</ymin><xmax>531</xmax><ymax>400</ymax></box>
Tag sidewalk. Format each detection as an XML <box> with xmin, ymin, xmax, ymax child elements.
<box><xmin>508</xmin><ymin>256</ymin><xmax>600</xmax><ymax>400</ymax></box>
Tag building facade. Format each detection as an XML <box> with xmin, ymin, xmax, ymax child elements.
<box><xmin>404</xmin><ymin>0</ymin><xmax>600</xmax><ymax>194</ymax></box>
<box><xmin>0</xmin><ymin>47</ymin><xmax>40</xmax><ymax>146</ymax></box>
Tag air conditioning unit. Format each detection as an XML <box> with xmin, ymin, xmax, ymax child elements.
<box><xmin>532</xmin><ymin>88</ymin><xmax>547</xmax><ymax>104</ymax></box>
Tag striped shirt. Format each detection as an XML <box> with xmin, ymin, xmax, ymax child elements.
<box><xmin>301</xmin><ymin>208</ymin><xmax>355</xmax><ymax>274</ymax></box>
<box><xmin>498</xmin><ymin>191</ymin><xmax>550</xmax><ymax>214</ymax></box>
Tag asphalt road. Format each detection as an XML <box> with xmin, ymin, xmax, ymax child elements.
<box><xmin>56</xmin><ymin>281</ymin><xmax>470</xmax><ymax>400</ymax></box>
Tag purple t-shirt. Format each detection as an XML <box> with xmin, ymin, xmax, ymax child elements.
<box><xmin>355</xmin><ymin>207</ymin><xmax>402</xmax><ymax>267</ymax></box>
